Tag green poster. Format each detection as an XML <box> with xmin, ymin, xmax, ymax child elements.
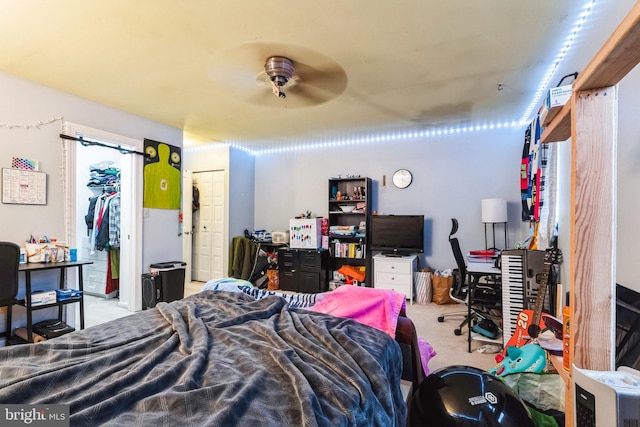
<box><xmin>143</xmin><ymin>139</ymin><xmax>181</xmax><ymax>209</ymax></box>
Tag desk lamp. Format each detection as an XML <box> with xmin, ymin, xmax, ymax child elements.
<box><xmin>481</xmin><ymin>198</ymin><xmax>508</xmax><ymax>250</ymax></box>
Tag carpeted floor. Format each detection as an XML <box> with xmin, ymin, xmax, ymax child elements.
<box><xmin>404</xmin><ymin>301</ymin><xmax>500</xmax><ymax>374</ymax></box>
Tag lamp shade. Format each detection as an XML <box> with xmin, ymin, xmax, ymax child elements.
<box><xmin>481</xmin><ymin>198</ymin><xmax>507</xmax><ymax>223</ymax></box>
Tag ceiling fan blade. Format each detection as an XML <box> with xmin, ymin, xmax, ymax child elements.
<box><xmin>293</xmin><ymin>61</ymin><xmax>348</xmax><ymax>96</ymax></box>
<box><xmin>245</xmin><ymin>89</ymin><xmax>283</xmax><ymax>107</ymax></box>
<box><xmin>285</xmin><ymin>82</ymin><xmax>335</xmax><ymax>106</ymax></box>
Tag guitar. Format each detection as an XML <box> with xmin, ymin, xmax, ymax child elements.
<box><xmin>501</xmin><ymin>247</ymin><xmax>563</xmax><ymax>355</ymax></box>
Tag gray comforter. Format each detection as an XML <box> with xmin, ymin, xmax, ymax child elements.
<box><xmin>0</xmin><ymin>291</ymin><xmax>406</xmax><ymax>426</ymax></box>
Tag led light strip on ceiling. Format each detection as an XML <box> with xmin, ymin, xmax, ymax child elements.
<box><xmin>520</xmin><ymin>0</ymin><xmax>597</xmax><ymax>124</ymax></box>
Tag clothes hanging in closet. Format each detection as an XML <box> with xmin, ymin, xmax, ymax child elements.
<box><xmin>106</xmin><ymin>249</ymin><xmax>120</xmax><ymax>294</ymax></box>
<box><xmin>87</xmin><ymin>191</ymin><xmax>121</xmax><ymax>253</ymax></box>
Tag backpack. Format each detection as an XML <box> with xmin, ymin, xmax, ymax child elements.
<box><xmin>192</xmin><ymin>185</ymin><xmax>200</xmax><ymax>212</ymax></box>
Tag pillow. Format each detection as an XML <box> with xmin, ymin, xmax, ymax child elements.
<box><xmin>202</xmin><ymin>277</ymin><xmax>253</xmax><ymax>292</ymax></box>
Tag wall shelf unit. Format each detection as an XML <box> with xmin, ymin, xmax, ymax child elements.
<box><xmin>328</xmin><ymin>177</ymin><xmax>372</xmax><ymax>286</ymax></box>
<box><xmin>540</xmin><ymin>4</ymin><xmax>640</xmax><ymax>426</ymax></box>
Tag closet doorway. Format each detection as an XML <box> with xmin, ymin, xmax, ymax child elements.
<box><xmin>63</xmin><ymin>123</ymin><xmax>143</xmax><ymax>325</ymax></box>
<box><xmin>190</xmin><ymin>170</ymin><xmax>225</xmax><ymax>282</ymax></box>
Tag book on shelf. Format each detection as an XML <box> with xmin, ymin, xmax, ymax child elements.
<box><xmin>331</xmin><ymin>240</ymin><xmax>365</xmax><ymax>259</ymax></box>
<box><xmin>467</xmin><ymin>249</ymin><xmax>500</xmax><ymax>263</ymax></box>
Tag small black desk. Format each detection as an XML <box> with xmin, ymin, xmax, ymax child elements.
<box><xmin>18</xmin><ymin>260</ymin><xmax>92</xmax><ymax>342</ymax></box>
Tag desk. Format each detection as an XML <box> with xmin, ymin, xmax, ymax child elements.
<box><xmin>466</xmin><ymin>262</ymin><xmax>501</xmax><ymax>352</ymax></box>
<box><xmin>18</xmin><ymin>260</ymin><xmax>92</xmax><ymax>342</ymax></box>
<box><xmin>467</xmin><ymin>261</ymin><xmax>501</xmax><ymax>276</ymax></box>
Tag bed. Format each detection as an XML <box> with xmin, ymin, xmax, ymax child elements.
<box><xmin>0</xmin><ymin>286</ymin><xmax>424</xmax><ymax>426</ymax></box>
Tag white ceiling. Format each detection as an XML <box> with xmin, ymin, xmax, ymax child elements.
<box><xmin>0</xmin><ymin>1</ymin><xmax>632</xmax><ymax>148</ymax></box>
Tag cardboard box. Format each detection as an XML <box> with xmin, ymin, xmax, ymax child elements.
<box><xmin>31</xmin><ymin>290</ymin><xmax>57</xmax><ymax>306</ymax></box>
<box><xmin>541</xmin><ymin>84</ymin><xmax>572</xmax><ymax>127</ymax></box>
<box><xmin>271</xmin><ymin>230</ymin><xmax>290</xmax><ymax>244</ymax></box>
<box><xmin>548</xmin><ymin>84</ymin><xmax>572</xmax><ymax>108</ymax></box>
<box><xmin>25</xmin><ymin>242</ymin><xmax>67</xmax><ymax>263</ymax></box>
<box><xmin>289</xmin><ymin>218</ymin><xmax>323</xmax><ymax>249</ymax></box>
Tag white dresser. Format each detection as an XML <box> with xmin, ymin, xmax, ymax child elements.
<box><xmin>373</xmin><ymin>253</ymin><xmax>418</xmax><ymax>302</ymax></box>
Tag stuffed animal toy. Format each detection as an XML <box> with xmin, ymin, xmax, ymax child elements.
<box><xmin>488</xmin><ymin>343</ymin><xmax>547</xmax><ymax>376</ymax></box>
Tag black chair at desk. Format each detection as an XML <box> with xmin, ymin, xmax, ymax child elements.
<box><xmin>0</xmin><ymin>242</ymin><xmax>20</xmax><ymax>342</ymax></box>
<box><xmin>437</xmin><ymin>219</ymin><xmax>501</xmax><ymax>336</ymax></box>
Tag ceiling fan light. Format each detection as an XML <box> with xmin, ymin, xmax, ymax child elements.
<box><xmin>264</xmin><ymin>56</ymin><xmax>295</xmax><ymax>87</ymax></box>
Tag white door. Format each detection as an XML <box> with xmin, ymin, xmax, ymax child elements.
<box><xmin>182</xmin><ymin>170</ymin><xmax>193</xmax><ymax>284</ymax></box>
<box><xmin>192</xmin><ymin>170</ymin><xmax>225</xmax><ymax>282</ymax></box>
<box><xmin>211</xmin><ymin>170</ymin><xmax>225</xmax><ymax>279</ymax></box>
<box><xmin>192</xmin><ymin>172</ymin><xmax>212</xmax><ymax>281</ymax></box>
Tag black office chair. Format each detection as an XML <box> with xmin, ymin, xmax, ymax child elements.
<box><xmin>0</xmin><ymin>242</ymin><xmax>20</xmax><ymax>343</ymax></box>
<box><xmin>437</xmin><ymin>219</ymin><xmax>500</xmax><ymax>335</ymax></box>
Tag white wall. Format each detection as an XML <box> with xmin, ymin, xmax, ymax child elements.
<box><xmin>0</xmin><ymin>72</ymin><xmax>182</xmax><ymax>333</ymax></box>
<box><xmin>615</xmin><ymin>68</ymin><xmax>640</xmax><ymax>293</ymax></box>
<box><xmin>228</xmin><ymin>148</ymin><xmax>255</xmax><ymax>239</ymax></box>
<box><xmin>253</xmin><ymin>126</ymin><xmax>530</xmax><ymax>271</ymax></box>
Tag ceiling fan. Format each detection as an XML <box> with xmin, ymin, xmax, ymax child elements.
<box><xmin>208</xmin><ymin>42</ymin><xmax>348</xmax><ymax>108</ymax></box>
<box><xmin>262</xmin><ymin>56</ymin><xmax>295</xmax><ymax>100</ymax></box>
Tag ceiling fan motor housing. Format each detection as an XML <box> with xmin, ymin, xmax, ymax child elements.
<box><xmin>265</xmin><ymin>56</ymin><xmax>294</xmax><ymax>87</ymax></box>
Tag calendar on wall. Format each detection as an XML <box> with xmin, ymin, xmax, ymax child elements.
<box><xmin>2</xmin><ymin>168</ymin><xmax>47</xmax><ymax>205</ymax></box>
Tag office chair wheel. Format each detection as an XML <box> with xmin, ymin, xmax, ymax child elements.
<box><xmin>437</xmin><ymin>315</ymin><xmax>445</xmax><ymax>323</ymax></box>
<box><xmin>454</xmin><ymin>328</ymin><xmax>462</xmax><ymax>336</ymax></box>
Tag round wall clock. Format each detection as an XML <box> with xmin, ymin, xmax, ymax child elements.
<box><xmin>392</xmin><ymin>169</ymin><xmax>413</xmax><ymax>189</ymax></box>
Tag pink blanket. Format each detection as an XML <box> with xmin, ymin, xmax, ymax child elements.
<box><xmin>309</xmin><ymin>285</ymin><xmax>436</xmax><ymax>375</ymax></box>
<box><xmin>309</xmin><ymin>285</ymin><xmax>406</xmax><ymax>338</ymax></box>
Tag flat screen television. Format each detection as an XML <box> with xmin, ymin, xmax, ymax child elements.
<box><xmin>370</xmin><ymin>214</ymin><xmax>424</xmax><ymax>255</ymax></box>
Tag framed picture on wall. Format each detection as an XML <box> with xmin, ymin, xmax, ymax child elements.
<box><xmin>2</xmin><ymin>168</ymin><xmax>47</xmax><ymax>205</ymax></box>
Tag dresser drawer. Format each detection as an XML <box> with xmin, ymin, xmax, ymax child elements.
<box><xmin>298</xmin><ymin>271</ymin><xmax>320</xmax><ymax>293</ymax></box>
<box><xmin>298</xmin><ymin>251</ymin><xmax>322</xmax><ymax>271</ymax></box>
<box><xmin>375</xmin><ymin>271</ymin><xmax>412</xmax><ymax>286</ymax></box>
<box><xmin>374</xmin><ymin>272</ymin><xmax>412</xmax><ymax>295</ymax></box>
<box><xmin>374</xmin><ymin>259</ymin><xmax>413</xmax><ymax>275</ymax></box>
<box><xmin>279</xmin><ymin>270</ymin><xmax>297</xmax><ymax>291</ymax></box>
<box><xmin>278</xmin><ymin>249</ymin><xmax>298</xmax><ymax>272</ymax></box>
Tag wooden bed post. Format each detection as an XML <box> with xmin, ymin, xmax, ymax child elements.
<box><xmin>569</xmin><ymin>86</ymin><xmax>617</xmax><ymax>372</ymax></box>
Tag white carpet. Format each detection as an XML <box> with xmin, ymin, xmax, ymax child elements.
<box><xmin>404</xmin><ymin>301</ymin><xmax>499</xmax><ymax>374</ymax></box>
